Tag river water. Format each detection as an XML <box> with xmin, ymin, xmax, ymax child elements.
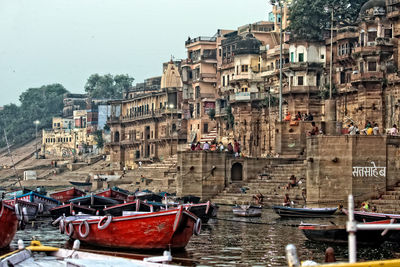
<box><xmin>7</xmin><ymin>207</ymin><xmax>400</xmax><ymax>266</ymax></box>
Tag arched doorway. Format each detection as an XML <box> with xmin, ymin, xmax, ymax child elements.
<box><xmin>231</xmin><ymin>162</ymin><xmax>243</xmax><ymax>182</ymax></box>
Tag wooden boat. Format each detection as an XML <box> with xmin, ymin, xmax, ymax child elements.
<box><xmin>69</xmin><ymin>194</ymin><xmax>122</xmax><ymax>208</ymax></box>
<box><xmin>3</xmin><ymin>199</ymin><xmax>40</xmax><ymax>221</ymax></box>
<box><xmin>103</xmin><ymin>200</ymin><xmax>154</xmax><ymax>216</ymax></box>
<box><xmin>1</xmin><ymin>240</ymin><xmax>178</xmax><ymax>266</ymax></box>
<box><xmin>183</xmin><ymin>201</ymin><xmax>218</xmax><ymax>222</ymax></box>
<box><xmin>299</xmin><ymin>220</ymin><xmax>393</xmax><ymax>246</ymax></box>
<box><xmin>0</xmin><ymin>200</ymin><xmax>18</xmax><ymax>249</ymax></box>
<box><xmin>232</xmin><ymin>204</ymin><xmax>262</xmax><ymax>217</ymax></box>
<box><xmin>272</xmin><ymin>205</ymin><xmax>337</xmax><ymax>218</ymax></box>
<box><xmin>50</xmin><ymin>187</ymin><xmax>86</xmax><ymax>203</ymax></box>
<box><xmin>14</xmin><ymin>191</ymin><xmax>60</xmax><ymax>213</ymax></box>
<box><xmin>95</xmin><ymin>188</ymin><xmax>128</xmax><ymax>201</ymax></box>
<box><xmin>177</xmin><ymin>195</ymin><xmax>201</xmax><ymax>204</ymax></box>
<box><xmin>342</xmin><ymin>209</ymin><xmax>400</xmax><ymax>222</ymax></box>
<box><xmin>49</xmin><ymin>203</ymin><xmax>97</xmax><ymax>219</ymax></box>
<box><xmin>69</xmin><ymin>181</ymin><xmax>92</xmax><ymax>187</ymax></box>
<box><xmin>135</xmin><ymin>191</ymin><xmax>163</xmax><ymax>202</ymax></box>
<box><xmin>61</xmin><ymin>206</ymin><xmax>201</xmax><ymax>250</ymax></box>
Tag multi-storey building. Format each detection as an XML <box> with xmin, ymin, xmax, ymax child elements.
<box><xmin>107</xmin><ymin>61</ymin><xmax>185</xmax><ymax>169</ymax></box>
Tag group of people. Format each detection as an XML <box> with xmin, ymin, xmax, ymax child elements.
<box><xmin>347</xmin><ymin>121</ymin><xmax>380</xmax><ymax>135</ymax></box>
<box><xmin>284</xmin><ymin>111</ymin><xmax>314</xmax><ymax>122</ymax></box>
<box><xmin>190</xmin><ymin>139</ymin><xmax>242</xmax><ymax>157</ymax></box>
<box><xmin>347</xmin><ymin>121</ymin><xmax>400</xmax><ymax>136</ymax></box>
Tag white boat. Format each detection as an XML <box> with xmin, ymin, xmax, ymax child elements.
<box><xmin>232</xmin><ymin>205</ymin><xmax>262</xmax><ymax>217</ymax></box>
<box><xmin>0</xmin><ymin>240</ymin><xmax>178</xmax><ymax>267</ymax></box>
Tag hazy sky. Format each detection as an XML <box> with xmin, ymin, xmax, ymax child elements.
<box><xmin>0</xmin><ymin>0</ymin><xmax>270</xmax><ymax>106</ymax></box>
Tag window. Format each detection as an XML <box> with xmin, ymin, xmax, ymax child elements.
<box><xmin>241</xmin><ymin>65</ymin><xmax>248</xmax><ymax>72</ymax></box>
<box><xmin>222</xmin><ymin>76</ymin><xmax>225</xmax><ymax>87</ymax></box>
<box><xmin>340</xmin><ymin>71</ymin><xmax>346</xmax><ymax>84</ymax></box>
<box><xmin>298</xmin><ymin>76</ymin><xmax>304</xmax><ymax>86</ymax></box>
<box><xmin>360</xmin><ymin>32</ymin><xmax>365</xmax><ymax>47</ymax></box>
<box><xmin>368</xmin><ymin>61</ymin><xmax>377</xmax><ymax>72</ymax></box>
<box><xmin>321</xmin><ymin>54</ymin><xmax>325</xmax><ymax>60</ymax></box>
<box><xmin>368</xmin><ymin>31</ymin><xmax>377</xmax><ymax>42</ymax></box>
<box><xmin>290</xmin><ymin>52</ymin><xmax>294</xmax><ymax>62</ymax></box>
<box><xmin>298</xmin><ymin>53</ymin><xmax>304</xmax><ymax>62</ymax></box>
<box><xmin>384</xmin><ymin>28</ymin><xmax>392</xmax><ymax>38</ymax></box>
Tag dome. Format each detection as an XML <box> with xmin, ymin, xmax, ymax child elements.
<box><xmin>359</xmin><ymin>0</ymin><xmax>386</xmax><ymax>18</ymax></box>
<box><xmin>234</xmin><ymin>33</ymin><xmax>261</xmax><ymax>55</ymax></box>
<box><xmin>161</xmin><ymin>61</ymin><xmax>182</xmax><ymax>89</ymax></box>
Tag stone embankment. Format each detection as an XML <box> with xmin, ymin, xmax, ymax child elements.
<box><xmin>211</xmin><ymin>160</ymin><xmax>307</xmax><ymax>206</ymax></box>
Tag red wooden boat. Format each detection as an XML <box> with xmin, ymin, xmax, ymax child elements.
<box><xmin>102</xmin><ymin>200</ymin><xmax>154</xmax><ymax>216</ymax></box>
<box><xmin>95</xmin><ymin>189</ymin><xmax>128</xmax><ymax>201</ymax></box>
<box><xmin>50</xmin><ymin>203</ymin><xmax>97</xmax><ymax>219</ymax></box>
<box><xmin>50</xmin><ymin>187</ymin><xmax>86</xmax><ymax>203</ymax></box>
<box><xmin>0</xmin><ymin>200</ymin><xmax>18</xmax><ymax>249</ymax></box>
<box><xmin>62</xmin><ymin>206</ymin><xmax>201</xmax><ymax>250</ymax></box>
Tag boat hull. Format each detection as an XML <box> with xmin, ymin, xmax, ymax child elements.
<box><xmin>300</xmin><ymin>220</ymin><xmax>392</xmax><ymax>246</ymax></box>
<box><xmin>273</xmin><ymin>206</ymin><xmax>337</xmax><ymax>218</ymax></box>
<box><xmin>185</xmin><ymin>201</ymin><xmax>218</xmax><ymax>222</ymax></box>
<box><xmin>65</xmin><ymin>207</ymin><xmax>198</xmax><ymax>250</ymax></box>
<box><xmin>233</xmin><ymin>205</ymin><xmax>262</xmax><ymax>217</ymax></box>
<box><xmin>0</xmin><ymin>201</ymin><xmax>18</xmax><ymax>249</ymax></box>
<box><xmin>50</xmin><ymin>187</ymin><xmax>86</xmax><ymax>203</ymax></box>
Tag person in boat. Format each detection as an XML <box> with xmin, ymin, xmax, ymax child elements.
<box><xmin>252</xmin><ymin>191</ymin><xmax>264</xmax><ymax>205</ymax></box>
<box><xmin>361</xmin><ymin>201</ymin><xmax>369</xmax><ymax>211</ymax></box>
<box><xmin>283</xmin><ymin>193</ymin><xmax>291</xmax><ymax>207</ymax></box>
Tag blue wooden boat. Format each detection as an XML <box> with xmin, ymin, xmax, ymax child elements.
<box><xmin>69</xmin><ymin>194</ymin><xmax>121</xmax><ymax>208</ymax></box>
<box><xmin>272</xmin><ymin>205</ymin><xmax>337</xmax><ymax>218</ymax></box>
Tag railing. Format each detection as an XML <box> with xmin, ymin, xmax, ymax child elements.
<box><xmin>185</xmin><ymin>36</ymin><xmax>217</xmax><ymax>45</ymax></box>
<box><xmin>351</xmin><ymin>72</ymin><xmax>384</xmax><ymax>82</ymax></box>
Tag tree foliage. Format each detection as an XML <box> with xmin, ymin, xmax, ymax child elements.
<box><xmin>93</xmin><ymin>130</ymin><xmax>104</xmax><ymax>149</ymax></box>
<box><xmin>208</xmin><ymin>108</ymin><xmax>216</xmax><ymax>121</ymax></box>
<box><xmin>84</xmin><ymin>74</ymin><xmax>134</xmax><ymax>99</ymax></box>
<box><xmin>0</xmin><ymin>84</ymin><xmax>68</xmax><ymax>147</ymax></box>
<box><xmin>286</xmin><ymin>0</ymin><xmax>368</xmax><ymax>42</ymax></box>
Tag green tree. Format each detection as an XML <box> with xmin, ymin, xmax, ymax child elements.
<box><xmin>94</xmin><ymin>130</ymin><xmax>104</xmax><ymax>149</ymax></box>
<box><xmin>286</xmin><ymin>0</ymin><xmax>368</xmax><ymax>42</ymax></box>
<box><xmin>0</xmin><ymin>84</ymin><xmax>68</xmax><ymax>147</ymax></box>
<box><xmin>84</xmin><ymin>74</ymin><xmax>134</xmax><ymax>99</ymax></box>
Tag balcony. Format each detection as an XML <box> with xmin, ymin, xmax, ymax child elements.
<box><xmin>282</xmin><ymin>86</ymin><xmax>319</xmax><ymax>95</ymax></box>
<box><xmin>335</xmin><ymin>30</ymin><xmax>358</xmax><ymax>42</ymax></box>
<box><xmin>185</xmin><ymin>36</ymin><xmax>216</xmax><ymax>46</ymax></box>
<box><xmin>230</xmin><ymin>92</ymin><xmax>267</xmax><ymax>102</ymax></box>
<box><xmin>284</xmin><ymin>62</ymin><xmax>323</xmax><ymax>71</ymax></box>
<box><xmin>194</xmin><ymin>73</ymin><xmax>217</xmax><ymax>83</ymax></box>
<box><xmin>351</xmin><ymin>72</ymin><xmax>384</xmax><ymax>84</ymax></box>
<box><xmin>121</xmin><ymin>110</ymin><xmax>163</xmax><ymax>123</ymax></box>
<box><xmin>107</xmin><ymin>116</ymin><xmax>121</xmax><ymax>124</ymax></box>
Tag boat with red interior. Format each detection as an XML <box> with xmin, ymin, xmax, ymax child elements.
<box><xmin>50</xmin><ymin>187</ymin><xmax>86</xmax><ymax>203</ymax></box>
<box><xmin>61</xmin><ymin>206</ymin><xmax>201</xmax><ymax>250</ymax></box>
<box><xmin>0</xmin><ymin>200</ymin><xmax>18</xmax><ymax>249</ymax></box>
<box><xmin>95</xmin><ymin>188</ymin><xmax>128</xmax><ymax>201</ymax></box>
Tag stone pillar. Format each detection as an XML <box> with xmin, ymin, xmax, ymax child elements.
<box><xmin>325</xmin><ymin>99</ymin><xmax>339</xmax><ymax>135</ymax></box>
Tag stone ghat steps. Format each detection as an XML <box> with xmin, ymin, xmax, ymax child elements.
<box><xmin>367</xmin><ymin>185</ymin><xmax>400</xmax><ymax>214</ymax></box>
<box><xmin>212</xmin><ymin>189</ymin><xmax>305</xmax><ymax>206</ymax></box>
<box><xmin>211</xmin><ymin>160</ymin><xmax>307</xmax><ymax>206</ymax></box>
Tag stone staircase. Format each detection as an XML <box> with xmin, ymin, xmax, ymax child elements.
<box><xmin>211</xmin><ymin>160</ymin><xmax>307</xmax><ymax>206</ymax></box>
<box><xmin>369</xmin><ymin>185</ymin><xmax>400</xmax><ymax>213</ymax></box>
<box><xmin>200</xmin><ymin>128</ymin><xmax>218</xmax><ymax>143</ymax></box>
<box><xmin>120</xmin><ymin>155</ymin><xmax>178</xmax><ymax>193</ymax></box>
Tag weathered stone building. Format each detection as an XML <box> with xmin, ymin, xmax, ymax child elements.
<box><xmin>107</xmin><ymin>61</ymin><xmax>186</xmax><ymax>169</ymax></box>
